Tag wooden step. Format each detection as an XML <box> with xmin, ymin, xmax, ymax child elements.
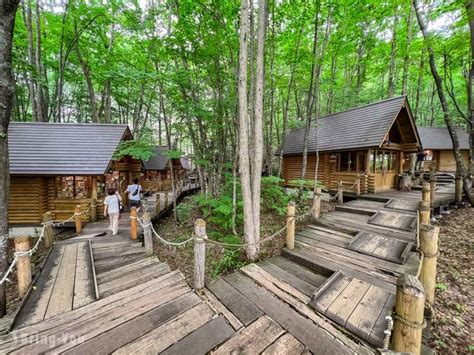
<box><xmin>96</xmin><ymin>258</ymin><xmax>159</xmax><ymax>284</ymax></box>
<box><xmin>99</xmin><ymin>262</ymin><xmax>171</xmax><ymax>298</ymax></box>
<box><xmin>94</xmin><ymin>254</ymin><xmax>144</xmax><ymax>274</ymax></box>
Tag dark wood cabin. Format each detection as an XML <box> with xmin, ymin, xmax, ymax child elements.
<box><xmin>142</xmin><ymin>146</ymin><xmax>190</xmax><ymax>192</ymax></box>
<box><xmin>8</xmin><ymin>122</ymin><xmax>142</xmax><ymax>225</ymax></box>
<box><xmin>278</xmin><ymin>96</ymin><xmax>421</xmax><ymax>194</ymax></box>
<box><xmin>417</xmin><ymin>127</ymin><xmax>470</xmax><ymax>173</ymax></box>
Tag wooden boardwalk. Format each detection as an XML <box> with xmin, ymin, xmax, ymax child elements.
<box><xmin>0</xmin><ymin>188</ymin><xmax>455</xmax><ymax>353</ymax></box>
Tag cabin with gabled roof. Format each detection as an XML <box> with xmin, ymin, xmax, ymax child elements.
<box><xmin>8</xmin><ymin>122</ymin><xmax>142</xmax><ymax>225</ymax></box>
<box><xmin>278</xmin><ymin>96</ymin><xmax>421</xmax><ymax>193</ymax></box>
<box><xmin>417</xmin><ymin>127</ymin><xmax>470</xmax><ymax>173</ymax></box>
<box><xmin>141</xmin><ymin>146</ymin><xmax>190</xmax><ymax>192</ymax></box>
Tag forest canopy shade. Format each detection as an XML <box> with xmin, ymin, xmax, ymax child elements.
<box><xmin>276</xmin><ymin>96</ymin><xmax>421</xmax><ymax>154</ymax></box>
<box><xmin>8</xmin><ymin>122</ymin><xmax>132</xmax><ymax>175</ymax></box>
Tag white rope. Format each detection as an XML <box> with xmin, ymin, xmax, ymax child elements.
<box><xmin>0</xmin><ymin>224</ymin><xmax>47</xmax><ymax>286</ymax></box>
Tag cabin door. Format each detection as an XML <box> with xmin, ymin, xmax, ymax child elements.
<box><xmin>374</xmin><ymin>151</ymin><xmax>398</xmax><ymax>191</ymax></box>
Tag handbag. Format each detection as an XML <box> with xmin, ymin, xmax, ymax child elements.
<box><xmin>117</xmin><ymin>195</ymin><xmax>124</xmax><ymax>213</ymax></box>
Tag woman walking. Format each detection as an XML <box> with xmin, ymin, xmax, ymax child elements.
<box><xmin>104</xmin><ymin>188</ymin><xmax>122</xmax><ymax>235</ymax></box>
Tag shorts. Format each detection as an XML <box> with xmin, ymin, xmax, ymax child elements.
<box><xmin>130</xmin><ymin>200</ymin><xmax>141</xmax><ymax>208</ymax></box>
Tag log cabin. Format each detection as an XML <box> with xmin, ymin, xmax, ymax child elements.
<box><xmin>142</xmin><ymin>146</ymin><xmax>190</xmax><ymax>192</ymax></box>
<box><xmin>8</xmin><ymin>122</ymin><xmax>142</xmax><ymax>225</ymax></box>
<box><xmin>417</xmin><ymin>127</ymin><xmax>470</xmax><ymax>173</ymax></box>
<box><xmin>278</xmin><ymin>96</ymin><xmax>421</xmax><ymax>193</ymax></box>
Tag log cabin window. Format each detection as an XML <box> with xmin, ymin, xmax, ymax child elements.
<box><xmin>337</xmin><ymin>151</ymin><xmax>365</xmax><ymax>172</ymax></box>
<box><xmin>55</xmin><ymin>176</ymin><xmax>92</xmax><ymax>199</ymax></box>
<box><xmin>374</xmin><ymin>151</ymin><xmax>398</xmax><ymax>173</ymax></box>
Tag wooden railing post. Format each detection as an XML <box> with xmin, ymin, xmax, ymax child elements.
<box><xmin>15</xmin><ymin>237</ymin><xmax>32</xmax><ymax>298</ymax></box>
<box><xmin>312</xmin><ymin>187</ymin><xmax>321</xmax><ymax>219</ymax></box>
<box><xmin>90</xmin><ymin>198</ymin><xmax>97</xmax><ymax>222</ymax></box>
<box><xmin>74</xmin><ymin>205</ymin><xmax>82</xmax><ymax>234</ymax></box>
<box><xmin>130</xmin><ymin>207</ymin><xmax>138</xmax><ymax>240</ymax></box>
<box><xmin>419</xmin><ymin>224</ymin><xmax>439</xmax><ymax>307</ymax></box>
<box><xmin>392</xmin><ymin>274</ymin><xmax>425</xmax><ymax>355</ymax></box>
<box><xmin>422</xmin><ymin>182</ymin><xmax>431</xmax><ymax>204</ymax></box>
<box><xmin>418</xmin><ymin>200</ymin><xmax>431</xmax><ymax>225</ymax></box>
<box><xmin>165</xmin><ymin>192</ymin><xmax>169</xmax><ymax>207</ymax></box>
<box><xmin>337</xmin><ymin>181</ymin><xmax>343</xmax><ymax>204</ymax></box>
<box><xmin>42</xmin><ymin>212</ymin><xmax>54</xmax><ymax>248</ymax></box>
<box><xmin>286</xmin><ymin>201</ymin><xmax>296</xmax><ymax>250</ymax></box>
<box><xmin>142</xmin><ymin>212</ymin><xmax>153</xmax><ymax>256</ymax></box>
<box><xmin>156</xmin><ymin>194</ymin><xmax>161</xmax><ymax>214</ymax></box>
<box><xmin>429</xmin><ymin>171</ymin><xmax>436</xmax><ymax>206</ymax></box>
<box><xmin>355</xmin><ymin>177</ymin><xmax>361</xmax><ymax>196</ymax></box>
<box><xmin>194</xmin><ymin>219</ymin><xmax>207</xmax><ymax>290</ymax></box>
<box><xmin>455</xmin><ymin>176</ymin><xmax>463</xmax><ymax>205</ymax></box>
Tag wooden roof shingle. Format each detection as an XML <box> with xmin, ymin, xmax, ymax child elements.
<box><xmin>8</xmin><ymin>122</ymin><xmax>130</xmax><ymax>175</ymax></box>
<box><xmin>278</xmin><ymin>96</ymin><xmax>413</xmax><ymax>155</ymax></box>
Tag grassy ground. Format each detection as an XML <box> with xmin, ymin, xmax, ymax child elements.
<box><xmin>428</xmin><ymin>206</ymin><xmax>473</xmax><ymax>353</ymax></box>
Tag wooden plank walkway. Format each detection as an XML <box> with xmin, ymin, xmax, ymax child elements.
<box><xmin>1</xmin><ymin>188</ymin><xmax>447</xmax><ymax>353</ymax></box>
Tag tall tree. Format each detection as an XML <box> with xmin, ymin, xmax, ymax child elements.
<box><xmin>387</xmin><ymin>11</ymin><xmax>399</xmax><ymax>98</ymax></box>
<box><xmin>413</xmin><ymin>0</ymin><xmax>473</xmax><ymax>205</ymax></box>
<box><xmin>467</xmin><ymin>0</ymin><xmax>474</xmax><ymax>177</ymax></box>
<box><xmin>0</xmin><ymin>0</ymin><xmax>20</xmax><ymax>318</ymax></box>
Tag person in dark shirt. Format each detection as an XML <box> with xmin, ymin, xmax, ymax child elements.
<box><xmin>415</xmin><ymin>148</ymin><xmax>426</xmax><ymax>171</ymax></box>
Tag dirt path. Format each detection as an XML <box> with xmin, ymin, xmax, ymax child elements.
<box><xmin>429</xmin><ymin>207</ymin><xmax>473</xmax><ymax>353</ymax></box>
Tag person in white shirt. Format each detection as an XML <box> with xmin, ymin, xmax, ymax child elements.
<box><xmin>126</xmin><ymin>178</ymin><xmax>142</xmax><ymax>208</ymax></box>
<box><xmin>104</xmin><ymin>188</ymin><xmax>122</xmax><ymax>235</ymax></box>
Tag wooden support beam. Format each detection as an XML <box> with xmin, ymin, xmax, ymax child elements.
<box><xmin>42</xmin><ymin>212</ymin><xmax>54</xmax><ymax>248</ymax></box>
<box><xmin>15</xmin><ymin>236</ymin><xmax>32</xmax><ymax>298</ymax></box>
<box><xmin>194</xmin><ymin>219</ymin><xmax>207</xmax><ymax>290</ymax></box>
<box><xmin>75</xmin><ymin>205</ymin><xmax>82</xmax><ymax>234</ymax></box>
<box><xmin>142</xmin><ymin>212</ymin><xmax>153</xmax><ymax>257</ymax></box>
<box><xmin>419</xmin><ymin>224</ymin><xmax>439</xmax><ymax>306</ymax></box>
<box><xmin>429</xmin><ymin>169</ymin><xmax>436</xmax><ymax>205</ymax></box>
<box><xmin>286</xmin><ymin>202</ymin><xmax>296</xmax><ymax>250</ymax></box>
<box><xmin>337</xmin><ymin>181</ymin><xmax>343</xmax><ymax>204</ymax></box>
<box><xmin>355</xmin><ymin>177</ymin><xmax>361</xmax><ymax>196</ymax></box>
<box><xmin>392</xmin><ymin>274</ymin><xmax>425</xmax><ymax>355</ymax></box>
<box><xmin>418</xmin><ymin>200</ymin><xmax>430</xmax><ymax>225</ymax></box>
<box><xmin>90</xmin><ymin>198</ymin><xmax>97</xmax><ymax>223</ymax></box>
<box><xmin>422</xmin><ymin>182</ymin><xmax>430</xmax><ymax>204</ymax></box>
<box><xmin>156</xmin><ymin>194</ymin><xmax>161</xmax><ymax>214</ymax></box>
<box><xmin>130</xmin><ymin>207</ymin><xmax>138</xmax><ymax>240</ymax></box>
<box><xmin>312</xmin><ymin>187</ymin><xmax>321</xmax><ymax>219</ymax></box>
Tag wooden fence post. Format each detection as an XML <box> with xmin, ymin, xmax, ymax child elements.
<box><xmin>312</xmin><ymin>187</ymin><xmax>321</xmax><ymax>219</ymax></box>
<box><xmin>429</xmin><ymin>172</ymin><xmax>436</xmax><ymax>206</ymax></box>
<box><xmin>142</xmin><ymin>212</ymin><xmax>153</xmax><ymax>256</ymax></box>
<box><xmin>355</xmin><ymin>177</ymin><xmax>361</xmax><ymax>196</ymax></box>
<box><xmin>337</xmin><ymin>181</ymin><xmax>343</xmax><ymax>204</ymax></box>
<box><xmin>156</xmin><ymin>194</ymin><xmax>161</xmax><ymax>214</ymax></box>
<box><xmin>286</xmin><ymin>201</ymin><xmax>296</xmax><ymax>250</ymax></box>
<box><xmin>418</xmin><ymin>200</ymin><xmax>431</xmax><ymax>225</ymax></box>
<box><xmin>130</xmin><ymin>207</ymin><xmax>138</xmax><ymax>240</ymax></box>
<box><xmin>15</xmin><ymin>237</ymin><xmax>32</xmax><ymax>298</ymax></box>
<box><xmin>419</xmin><ymin>224</ymin><xmax>439</xmax><ymax>307</ymax></box>
<box><xmin>422</xmin><ymin>182</ymin><xmax>431</xmax><ymax>204</ymax></box>
<box><xmin>194</xmin><ymin>219</ymin><xmax>207</xmax><ymax>290</ymax></box>
<box><xmin>392</xmin><ymin>274</ymin><xmax>425</xmax><ymax>355</ymax></box>
<box><xmin>75</xmin><ymin>205</ymin><xmax>82</xmax><ymax>234</ymax></box>
<box><xmin>42</xmin><ymin>212</ymin><xmax>54</xmax><ymax>248</ymax></box>
<box><xmin>455</xmin><ymin>176</ymin><xmax>463</xmax><ymax>205</ymax></box>
<box><xmin>90</xmin><ymin>198</ymin><xmax>97</xmax><ymax>222</ymax></box>
<box><xmin>165</xmin><ymin>192</ymin><xmax>169</xmax><ymax>207</ymax></box>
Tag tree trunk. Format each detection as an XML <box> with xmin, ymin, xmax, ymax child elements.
<box><xmin>401</xmin><ymin>3</ymin><xmax>414</xmax><ymax>95</ymax></box>
<box><xmin>300</xmin><ymin>2</ymin><xmax>320</xmax><ymax>191</ymax></box>
<box><xmin>414</xmin><ymin>0</ymin><xmax>473</xmax><ymax>205</ymax></box>
<box><xmin>238</xmin><ymin>0</ymin><xmax>257</xmax><ymax>260</ymax></box>
<box><xmin>0</xmin><ymin>0</ymin><xmax>20</xmax><ymax>318</ymax></box>
<box><xmin>467</xmin><ymin>0</ymin><xmax>474</xmax><ymax>177</ymax></box>
<box><xmin>34</xmin><ymin>0</ymin><xmax>46</xmax><ymax>121</ymax></box>
<box><xmin>251</xmin><ymin>0</ymin><xmax>267</xmax><ymax>255</ymax></box>
<box><xmin>414</xmin><ymin>48</ymin><xmax>425</xmax><ymax>120</ymax></box>
<box><xmin>387</xmin><ymin>12</ymin><xmax>399</xmax><ymax>98</ymax></box>
<box><xmin>21</xmin><ymin>0</ymin><xmax>37</xmax><ymax>121</ymax></box>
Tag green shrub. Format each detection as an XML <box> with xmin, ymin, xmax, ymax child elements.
<box><xmin>211</xmin><ymin>249</ymin><xmax>246</xmax><ymax>278</ymax></box>
<box><xmin>261</xmin><ymin>176</ymin><xmax>290</xmax><ymax>215</ymax></box>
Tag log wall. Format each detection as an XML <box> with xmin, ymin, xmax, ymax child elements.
<box><xmin>435</xmin><ymin>150</ymin><xmax>469</xmax><ymax>172</ymax></box>
<box><xmin>9</xmin><ymin>177</ymin><xmax>49</xmax><ymax>225</ymax></box>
